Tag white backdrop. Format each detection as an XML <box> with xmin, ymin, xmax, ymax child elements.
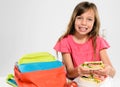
<box><xmin>0</xmin><ymin>0</ymin><xmax>120</xmax><ymax>85</ymax></box>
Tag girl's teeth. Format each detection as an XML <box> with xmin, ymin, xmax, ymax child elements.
<box><xmin>80</xmin><ymin>28</ymin><xmax>86</xmax><ymax>31</ymax></box>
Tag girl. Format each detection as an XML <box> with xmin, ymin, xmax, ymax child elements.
<box><xmin>54</xmin><ymin>1</ymin><xmax>115</xmax><ymax>81</ymax></box>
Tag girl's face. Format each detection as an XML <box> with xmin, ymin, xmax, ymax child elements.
<box><xmin>74</xmin><ymin>9</ymin><xmax>95</xmax><ymax>36</ymax></box>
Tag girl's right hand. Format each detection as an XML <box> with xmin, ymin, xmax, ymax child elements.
<box><xmin>77</xmin><ymin>65</ymin><xmax>92</xmax><ymax>76</ymax></box>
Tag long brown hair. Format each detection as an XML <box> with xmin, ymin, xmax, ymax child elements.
<box><xmin>58</xmin><ymin>1</ymin><xmax>100</xmax><ymax>58</ymax></box>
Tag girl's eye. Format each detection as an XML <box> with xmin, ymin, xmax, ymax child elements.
<box><xmin>88</xmin><ymin>18</ymin><xmax>93</xmax><ymax>21</ymax></box>
<box><xmin>76</xmin><ymin>16</ymin><xmax>82</xmax><ymax>19</ymax></box>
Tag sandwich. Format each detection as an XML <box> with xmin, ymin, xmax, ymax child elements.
<box><xmin>80</xmin><ymin>61</ymin><xmax>106</xmax><ymax>84</ymax></box>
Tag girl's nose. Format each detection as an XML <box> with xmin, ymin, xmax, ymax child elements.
<box><xmin>81</xmin><ymin>19</ymin><xmax>87</xmax><ymax>25</ymax></box>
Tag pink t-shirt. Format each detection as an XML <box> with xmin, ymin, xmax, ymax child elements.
<box><xmin>54</xmin><ymin>35</ymin><xmax>110</xmax><ymax>67</ymax></box>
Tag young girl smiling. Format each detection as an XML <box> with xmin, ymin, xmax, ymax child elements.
<box><xmin>54</xmin><ymin>1</ymin><xmax>115</xmax><ymax>82</ymax></box>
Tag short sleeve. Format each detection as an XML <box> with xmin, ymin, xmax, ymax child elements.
<box><xmin>53</xmin><ymin>38</ymin><xmax>71</xmax><ymax>53</ymax></box>
<box><xmin>97</xmin><ymin>37</ymin><xmax>110</xmax><ymax>50</ymax></box>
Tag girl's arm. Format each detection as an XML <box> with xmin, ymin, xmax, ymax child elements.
<box><xmin>98</xmin><ymin>49</ymin><xmax>116</xmax><ymax>78</ymax></box>
<box><xmin>62</xmin><ymin>53</ymin><xmax>79</xmax><ymax>79</ymax></box>
<box><xmin>62</xmin><ymin>53</ymin><xmax>91</xmax><ymax>79</ymax></box>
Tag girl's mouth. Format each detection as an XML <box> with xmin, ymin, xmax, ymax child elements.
<box><xmin>79</xmin><ymin>27</ymin><xmax>87</xmax><ymax>32</ymax></box>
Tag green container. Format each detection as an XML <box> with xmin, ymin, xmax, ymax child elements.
<box><xmin>18</xmin><ymin>52</ymin><xmax>56</xmax><ymax>65</ymax></box>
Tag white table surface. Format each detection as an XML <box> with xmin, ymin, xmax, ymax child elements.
<box><xmin>0</xmin><ymin>73</ymin><xmax>120</xmax><ymax>87</ymax></box>
<box><xmin>0</xmin><ymin>77</ymin><xmax>12</xmax><ymax>87</ymax></box>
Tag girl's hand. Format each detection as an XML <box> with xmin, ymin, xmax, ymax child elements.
<box><xmin>93</xmin><ymin>64</ymin><xmax>111</xmax><ymax>76</ymax></box>
<box><xmin>77</xmin><ymin>65</ymin><xmax>92</xmax><ymax>76</ymax></box>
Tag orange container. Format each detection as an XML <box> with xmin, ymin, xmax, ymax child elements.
<box><xmin>14</xmin><ymin>65</ymin><xmax>67</xmax><ymax>87</ymax></box>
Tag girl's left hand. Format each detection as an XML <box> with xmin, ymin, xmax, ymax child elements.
<box><xmin>93</xmin><ymin>64</ymin><xmax>111</xmax><ymax>76</ymax></box>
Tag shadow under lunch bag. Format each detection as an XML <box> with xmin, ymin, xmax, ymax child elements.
<box><xmin>14</xmin><ymin>52</ymin><xmax>67</xmax><ymax>87</ymax></box>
